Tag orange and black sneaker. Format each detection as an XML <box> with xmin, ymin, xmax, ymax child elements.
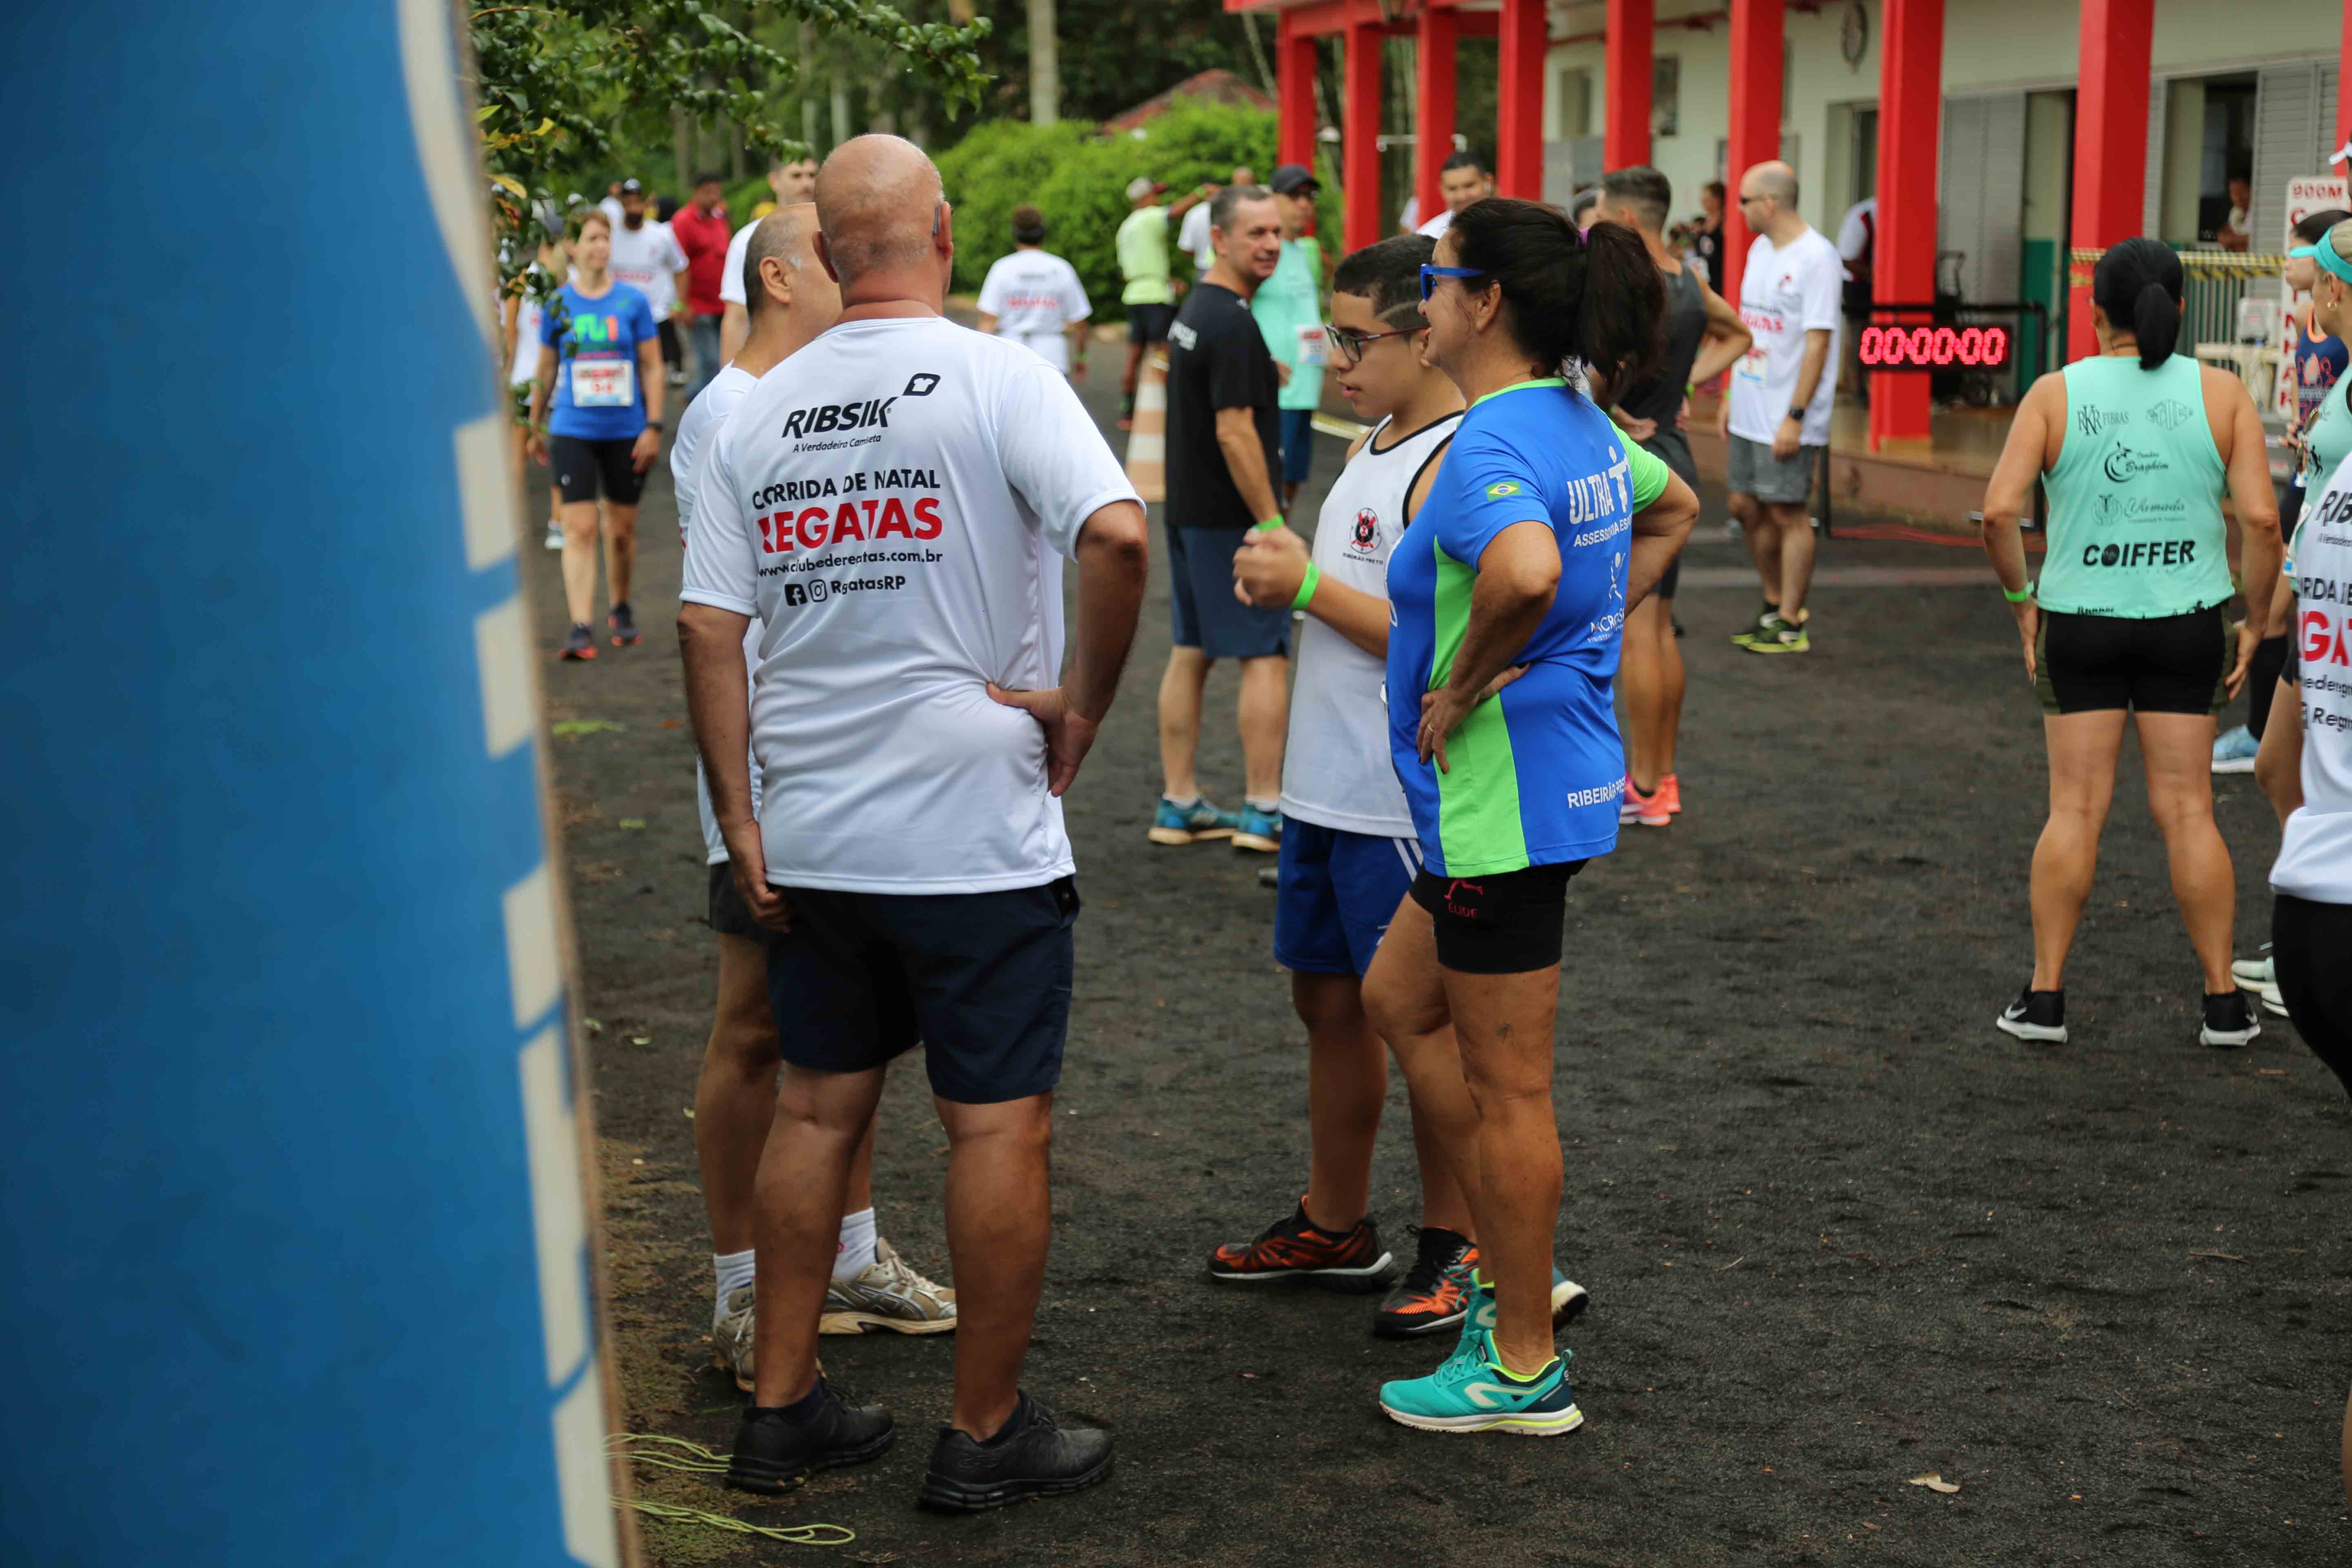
<box><xmin>1373</xmin><ymin>1226</ymin><xmax>1477</xmax><ymax>1339</ymax></box>
<box><xmin>608</xmin><ymin>601</ymin><xmax>641</xmax><ymax>647</ymax></box>
<box><xmin>1205</xmin><ymin>1202</ymin><xmax>1392</xmax><ymax>1294</ymax></box>
<box><xmin>559</xmin><ymin>622</ymin><xmax>598</xmax><ymax>661</ymax></box>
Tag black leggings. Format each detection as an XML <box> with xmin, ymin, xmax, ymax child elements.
<box><xmin>2248</xmin><ymin>635</ymin><xmax>2292</xmax><ymax>740</ymax></box>
<box><xmin>2271</xmin><ymin>893</ymin><xmax>2352</xmax><ymax>1098</ymax></box>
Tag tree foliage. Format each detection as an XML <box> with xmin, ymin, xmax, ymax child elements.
<box><xmin>468</xmin><ymin>0</ymin><xmax>991</xmax><ymax>301</ymax></box>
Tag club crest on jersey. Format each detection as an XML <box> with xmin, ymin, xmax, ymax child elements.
<box><xmin>1352</xmin><ymin>508</ymin><xmax>1379</xmax><ymax>549</ymax></box>
<box><xmin>780</xmin><ymin>397</ymin><xmax>896</xmax><ymax>439</ymax></box>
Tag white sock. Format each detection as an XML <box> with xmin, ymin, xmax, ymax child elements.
<box><xmin>833</xmin><ymin>1208</ymin><xmax>878</xmax><ymax>1282</ymax></box>
<box><xmin>1164</xmin><ymin>793</ymin><xmax>1199</xmax><ymax>808</ymax></box>
<box><xmin>713</xmin><ymin>1249</ymin><xmax>755</xmax><ymax>1324</ymax></box>
<box><xmin>1246</xmin><ymin>798</ymin><xmax>1280</xmax><ymax>815</ymax></box>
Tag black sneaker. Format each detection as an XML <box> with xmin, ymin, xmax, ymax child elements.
<box><xmin>723</xmin><ymin>1379</ymin><xmax>895</xmax><ymax>1495</ymax></box>
<box><xmin>918</xmin><ymin>1392</ymin><xmax>1111</xmax><ymax>1513</ymax></box>
<box><xmin>1373</xmin><ymin>1225</ymin><xmax>1476</xmax><ymax>1339</ymax></box>
<box><xmin>559</xmin><ymin>622</ymin><xmax>597</xmax><ymax>661</ymax></box>
<box><xmin>2199</xmin><ymin>989</ymin><xmax>2262</xmax><ymax>1049</ymax></box>
<box><xmin>608</xmin><ymin>601</ymin><xmax>641</xmax><ymax>646</ymax></box>
<box><xmin>1995</xmin><ymin>987</ymin><xmax>2066</xmax><ymax>1044</ymax></box>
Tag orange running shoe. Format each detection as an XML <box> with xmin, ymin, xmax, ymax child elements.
<box><xmin>1374</xmin><ymin>1227</ymin><xmax>1478</xmax><ymax>1339</ymax></box>
<box><xmin>1206</xmin><ymin>1202</ymin><xmax>1392</xmax><ymax>1293</ymax></box>
<box><xmin>1619</xmin><ymin>775</ymin><xmax>1668</xmax><ymax>828</ymax></box>
<box><xmin>1658</xmin><ymin>773</ymin><xmax>1682</xmax><ymax>816</ymax></box>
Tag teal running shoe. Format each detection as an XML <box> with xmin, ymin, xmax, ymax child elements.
<box><xmin>2212</xmin><ymin>724</ymin><xmax>2258</xmax><ymax>775</ymax></box>
<box><xmin>1147</xmin><ymin>795</ymin><xmax>1241</xmax><ymax>846</ymax></box>
<box><xmin>1450</xmin><ymin>1267</ymin><xmax>1591</xmax><ymax>1356</ymax></box>
<box><xmin>1232</xmin><ymin>803</ymin><xmax>1283</xmax><ymax>853</ymax></box>
<box><xmin>1379</xmin><ymin>1328</ymin><xmax>1583</xmax><ymax>1435</ymax></box>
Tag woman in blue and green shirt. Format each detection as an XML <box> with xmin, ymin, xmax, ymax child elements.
<box><xmin>1363</xmin><ymin>199</ymin><xmax>1697</xmax><ymax>1437</ymax></box>
<box><xmin>1980</xmin><ymin>238</ymin><xmax>2282</xmax><ymax>1051</ymax></box>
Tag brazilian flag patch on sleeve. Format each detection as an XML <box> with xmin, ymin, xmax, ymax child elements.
<box><xmin>1485</xmin><ymin>481</ymin><xmax>1522</xmax><ymax>499</ymax></box>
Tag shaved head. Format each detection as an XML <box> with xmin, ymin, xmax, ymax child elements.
<box><xmin>743</xmin><ymin>202</ymin><xmax>817</xmax><ymax>317</ymax></box>
<box><xmin>1741</xmin><ymin>160</ymin><xmax>1798</xmax><ymax>207</ymax></box>
<box><xmin>815</xmin><ymin>134</ymin><xmax>946</xmax><ymax>287</ymax></box>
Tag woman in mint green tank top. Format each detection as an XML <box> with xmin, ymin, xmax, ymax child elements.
<box><xmin>1979</xmin><ymin>238</ymin><xmax>2284</xmax><ymax>1048</ymax></box>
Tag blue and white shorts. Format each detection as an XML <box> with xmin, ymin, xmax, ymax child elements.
<box><xmin>1274</xmin><ymin>820</ymin><xmax>1422</xmax><ymax>976</ymax></box>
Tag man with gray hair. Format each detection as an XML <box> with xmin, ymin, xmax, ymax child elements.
<box><xmin>681</xmin><ymin>135</ymin><xmax>1148</xmax><ymax>1511</ymax></box>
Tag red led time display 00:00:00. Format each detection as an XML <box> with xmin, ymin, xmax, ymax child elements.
<box><xmin>1858</xmin><ymin>324</ymin><xmax>2011</xmax><ymax>368</ymax></box>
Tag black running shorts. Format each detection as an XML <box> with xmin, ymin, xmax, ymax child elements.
<box><xmin>708</xmin><ymin>861</ymin><xmax>765</xmax><ymax>940</ymax></box>
<box><xmin>763</xmin><ymin>877</ymin><xmax>1080</xmax><ymax>1104</ymax></box>
<box><xmin>550</xmin><ymin>432</ymin><xmax>647</xmax><ymax>506</ymax></box>
<box><xmin>2034</xmin><ymin>606</ymin><xmax>2229</xmax><ymax>717</ymax></box>
<box><xmin>1410</xmin><ymin>861</ymin><xmax>1586</xmax><ymax>975</ymax></box>
<box><xmin>1127</xmin><ymin>302</ymin><xmax>1176</xmax><ymax>346</ymax></box>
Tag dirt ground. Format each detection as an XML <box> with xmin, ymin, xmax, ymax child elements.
<box><xmin>524</xmin><ymin>351</ymin><xmax>2350</xmax><ymax>1566</ymax></box>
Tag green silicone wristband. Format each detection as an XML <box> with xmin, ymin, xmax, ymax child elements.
<box><xmin>1257</xmin><ymin>517</ymin><xmax>1284</xmax><ymax>532</ymax></box>
<box><xmin>1292</xmin><ymin>561</ymin><xmax>1321</xmax><ymax>611</ymax></box>
<box><xmin>2002</xmin><ymin>584</ymin><xmax>2033</xmax><ymax>603</ymax></box>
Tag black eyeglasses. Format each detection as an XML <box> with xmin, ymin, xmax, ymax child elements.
<box><xmin>1737</xmin><ymin>193</ymin><xmax>1770</xmax><ymax>207</ymax></box>
<box><xmin>1324</xmin><ymin>323</ymin><xmax>1418</xmax><ymax>362</ymax></box>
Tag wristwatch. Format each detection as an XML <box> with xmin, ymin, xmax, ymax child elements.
<box><xmin>645</xmin><ymin>419</ymin><xmax>664</xmax><ymax>432</ymax></box>
<box><xmin>1786</xmin><ymin>404</ymin><xmax>1807</xmax><ymax>422</ymax></box>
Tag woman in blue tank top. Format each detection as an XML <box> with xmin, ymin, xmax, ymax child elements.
<box><xmin>1363</xmin><ymin>198</ymin><xmax>1697</xmax><ymax>1438</ymax></box>
<box><xmin>1979</xmin><ymin>238</ymin><xmax>2283</xmax><ymax>1050</ymax></box>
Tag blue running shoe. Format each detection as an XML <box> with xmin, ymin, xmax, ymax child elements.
<box><xmin>2212</xmin><ymin>724</ymin><xmax>2258</xmax><ymax>775</ymax></box>
<box><xmin>1379</xmin><ymin>1328</ymin><xmax>1583</xmax><ymax>1436</ymax></box>
<box><xmin>1147</xmin><ymin>795</ymin><xmax>1241</xmax><ymax>846</ymax></box>
<box><xmin>1232</xmin><ymin>803</ymin><xmax>1283</xmax><ymax>853</ymax></box>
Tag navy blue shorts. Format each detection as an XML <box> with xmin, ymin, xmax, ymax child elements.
<box><xmin>764</xmin><ymin>877</ymin><xmax>1080</xmax><ymax>1104</ymax></box>
<box><xmin>1276</xmin><ymin>820</ymin><xmax>1422</xmax><ymax>975</ymax></box>
<box><xmin>1167</xmin><ymin>522</ymin><xmax>1291</xmax><ymax>660</ymax></box>
<box><xmin>1278</xmin><ymin>408</ymin><xmax>1316</xmax><ymax>488</ymax></box>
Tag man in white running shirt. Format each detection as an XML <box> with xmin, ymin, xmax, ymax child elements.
<box><xmin>610</xmin><ymin>179</ymin><xmax>689</xmax><ymax>335</ymax></box>
<box><xmin>1214</xmin><ymin>234</ymin><xmax>1494</xmax><ymax>1339</ymax></box>
<box><xmin>976</xmin><ymin>205</ymin><xmax>1091</xmax><ymax>375</ymax></box>
<box><xmin>682</xmin><ymin>135</ymin><xmax>1148</xmax><ymax>1508</ymax></box>
<box><xmin>1725</xmin><ymin>159</ymin><xmax>1840</xmax><ymax>655</ymax></box>
<box><xmin>718</xmin><ymin>156</ymin><xmax>819</xmax><ymax>362</ymax></box>
<box><xmin>670</xmin><ymin>205</ymin><xmax>956</xmax><ymax>1393</ymax></box>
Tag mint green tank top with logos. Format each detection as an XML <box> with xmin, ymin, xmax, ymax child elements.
<box><xmin>2036</xmin><ymin>353</ymin><xmax>2231</xmax><ymax>619</ymax></box>
<box><xmin>2302</xmin><ymin>369</ymin><xmax>2352</xmax><ymax>494</ymax></box>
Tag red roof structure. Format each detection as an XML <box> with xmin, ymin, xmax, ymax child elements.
<box><xmin>1099</xmin><ymin>69</ymin><xmax>1276</xmax><ymax>136</ymax></box>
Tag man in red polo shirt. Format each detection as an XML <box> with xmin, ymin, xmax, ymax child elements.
<box><xmin>671</xmin><ymin>170</ymin><xmax>734</xmax><ymax>402</ymax></box>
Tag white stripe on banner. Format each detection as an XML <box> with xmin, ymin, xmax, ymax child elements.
<box><xmin>474</xmin><ymin>597</ymin><xmax>534</xmax><ymax>759</ymax></box>
<box><xmin>550</xmin><ymin>1370</ymin><xmax>620</xmax><ymax>1568</ymax></box>
<box><xmin>501</xmin><ymin>864</ymin><xmax>562</xmax><ymax>1031</ymax></box>
<box><xmin>455</xmin><ymin>412</ymin><xmax>517</xmax><ymax>569</ymax></box>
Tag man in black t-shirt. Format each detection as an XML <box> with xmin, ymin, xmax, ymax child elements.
<box><xmin>1150</xmin><ymin>184</ymin><xmax>1291</xmax><ymax>855</ymax></box>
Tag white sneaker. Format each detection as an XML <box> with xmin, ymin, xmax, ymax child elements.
<box><xmin>542</xmin><ymin>521</ymin><xmax>564</xmax><ymax>551</ymax></box>
<box><xmin>713</xmin><ymin>1284</ymin><xmax>755</xmax><ymax>1391</ymax></box>
<box><xmin>820</xmin><ymin>1237</ymin><xmax>957</xmax><ymax>1335</ymax></box>
<box><xmin>2230</xmin><ymin>950</ymin><xmax>2272</xmax><ymax>988</ymax></box>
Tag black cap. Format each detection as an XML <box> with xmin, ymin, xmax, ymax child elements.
<box><xmin>618</xmin><ymin>178</ymin><xmax>643</xmax><ymax>195</ymax></box>
<box><xmin>1269</xmin><ymin>163</ymin><xmax>1319</xmax><ymax>196</ymax></box>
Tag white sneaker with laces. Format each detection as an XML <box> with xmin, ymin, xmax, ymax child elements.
<box><xmin>821</xmin><ymin>1237</ymin><xmax>957</xmax><ymax>1335</ymax></box>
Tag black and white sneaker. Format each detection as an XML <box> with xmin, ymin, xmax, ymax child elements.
<box><xmin>724</xmin><ymin>1379</ymin><xmax>895</xmax><ymax>1495</ymax></box>
<box><xmin>2199</xmin><ymin>990</ymin><xmax>2262</xmax><ymax>1049</ymax></box>
<box><xmin>1996</xmin><ymin>987</ymin><xmax>2067</xmax><ymax>1043</ymax></box>
<box><xmin>918</xmin><ymin>1393</ymin><xmax>1111</xmax><ymax>1512</ymax></box>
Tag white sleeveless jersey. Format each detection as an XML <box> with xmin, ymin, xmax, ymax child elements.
<box><xmin>2274</xmin><ymin>468</ymin><xmax>2352</xmax><ymax>903</ymax></box>
<box><xmin>1280</xmin><ymin>411</ymin><xmax>1461</xmax><ymax>837</ymax></box>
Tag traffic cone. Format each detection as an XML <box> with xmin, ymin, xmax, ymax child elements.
<box><xmin>1124</xmin><ymin>350</ymin><xmax>1167</xmax><ymax>504</ymax></box>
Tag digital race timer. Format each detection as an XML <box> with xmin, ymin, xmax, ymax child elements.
<box><xmin>1858</xmin><ymin>323</ymin><xmax>2012</xmax><ymax>369</ymax></box>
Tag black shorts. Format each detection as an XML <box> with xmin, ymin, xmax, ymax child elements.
<box><xmin>549</xmin><ymin>433</ymin><xmax>646</xmax><ymax>506</ymax></box>
<box><xmin>2034</xmin><ymin>606</ymin><xmax>2229</xmax><ymax>717</ymax></box>
<box><xmin>708</xmin><ymin>861</ymin><xmax>764</xmax><ymax>940</ymax></box>
<box><xmin>1410</xmin><ymin>861</ymin><xmax>1586</xmax><ymax>975</ymax></box>
<box><xmin>2270</xmin><ymin>893</ymin><xmax>2352</xmax><ymax>1098</ymax></box>
<box><xmin>764</xmin><ymin>877</ymin><xmax>1080</xmax><ymax>1104</ymax></box>
<box><xmin>1639</xmin><ymin>431</ymin><xmax>1697</xmax><ymax>601</ymax></box>
<box><xmin>1127</xmin><ymin>302</ymin><xmax>1176</xmax><ymax>345</ymax></box>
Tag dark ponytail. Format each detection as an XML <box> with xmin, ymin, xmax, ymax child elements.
<box><xmin>1447</xmin><ymin>197</ymin><xmax>1664</xmax><ymax>393</ymax></box>
<box><xmin>2090</xmin><ymin>236</ymin><xmax>2183</xmax><ymax>370</ymax></box>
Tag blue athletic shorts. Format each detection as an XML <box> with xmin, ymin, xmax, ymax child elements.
<box><xmin>1278</xmin><ymin>407</ymin><xmax>1316</xmax><ymax>488</ymax></box>
<box><xmin>764</xmin><ymin>877</ymin><xmax>1079</xmax><ymax>1104</ymax></box>
<box><xmin>1274</xmin><ymin>820</ymin><xmax>1422</xmax><ymax>976</ymax></box>
<box><xmin>1166</xmin><ymin>521</ymin><xmax>1291</xmax><ymax>660</ymax></box>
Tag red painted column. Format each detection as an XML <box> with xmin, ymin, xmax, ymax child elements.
<box><xmin>1722</xmin><ymin>0</ymin><xmax>1783</xmax><ymax>312</ymax></box>
<box><xmin>2339</xmin><ymin>0</ymin><xmax>2352</xmax><ymax>152</ymax></box>
<box><xmin>1605</xmin><ymin>0</ymin><xmax>1654</xmax><ymax>169</ymax></box>
<box><xmin>1344</xmin><ymin>16</ymin><xmax>1383</xmax><ymax>253</ymax></box>
<box><xmin>1416</xmin><ymin>4</ymin><xmax>1458</xmax><ymax>228</ymax></box>
<box><xmin>1868</xmin><ymin>0</ymin><xmax>1940</xmax><ymax>449</ymax></box>
<box><xmin>1277</xmin><ymin>13</ymin><xmax>1319</xmax><ymax>171</ymax></box>
<box><xmin>2067</xmin><ymin>0</ymin><xmax>2152</xmax><ymax>361</ymax></box>
<box><xmin>1496</xmin><ymin>0</ymin><xmax>1547</xmax><ymax>199</ymax></box>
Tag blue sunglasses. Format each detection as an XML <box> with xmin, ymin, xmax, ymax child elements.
<box><xmin>1420</xmin><ymin>264</ymin><xmax>1489</xmax><ymax>301</ymax></box>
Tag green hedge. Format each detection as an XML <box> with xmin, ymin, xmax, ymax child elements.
<box><xmin>935</xmin><ymin>101</ymin><xmax>1343</xmax><ymax>322</ymax></box>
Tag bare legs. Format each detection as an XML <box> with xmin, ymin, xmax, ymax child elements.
<box><xmin>935</xmin><ymin>1093</ymin><xmax>1054</xmax><ymax>1439</ymax></box>
<box><xmin>1763</xmin><ymin>501</ymin><xmax>1816</xmax><ymax>621</ymax></box>
<box><xmin>1292</xmin><ymin>970</ymin><xmax>1472</xmax><ymax>1238</ymax></box>
<box><xmin>1365</xmin><ymin>898</ymin><xmax>1563</xmax><ymax>1376</ymax></box>
<box><xmin>1619</xmin><ymin>593</ymin><xmax>1685</xmax><ymax>793</ymax></box>
<box><xmin>1156</xmin><ymin>647</ymin><xmax>1288</xmax><ymax>804</ymax></box>
<box><xmin>2029</xmin><ymin>709</ymin><xmax>2235</xmax><ymax>994</ymax></box>
<box><xmin>559</xmin><ymin>500</ymin><xmax>639</xmax><ymax>626</ymax></box>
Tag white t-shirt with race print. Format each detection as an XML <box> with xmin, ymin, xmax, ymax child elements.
<box><xmin>610</xmin><ymin>220</ymin><xmax>688</xmax><ymax>319</ymax></box>
<box><xmin>671</xmin><ymin>362</ymin><xmax>762</xmax><ymax>864</ymax></box>
<box><xmin>2274</xmin><ymin>468</ymin><xmax>2352</xmax><ymax>904</ymax></box>
<box><xmin>1728</xmin><ymin>226</ymin><xmax>1843</xmax><ymax>448</ymax></box>
<box><xmin>976</xmin><ymin>248</ymin><xmax>1091</xmax><ymax>372</ymax></box>
<box><xmin>681</xmin><ymin>316</ymin><xmax>1138</xmax><ymax>893</ymax></box>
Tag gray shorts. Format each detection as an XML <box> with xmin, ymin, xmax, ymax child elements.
<box><xmin>1726</xmin><ymin>434</ymin><xmax>1821</xmax><ymax>506</ymax></box>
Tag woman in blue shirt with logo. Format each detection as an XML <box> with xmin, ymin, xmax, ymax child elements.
<box><xmin>528</xmin><ymin>207</ymin><xmax>665</xmax><ymax>661</ymax></box>
<box><xmin>1363</xmin><ymin>198</ymin><xmax>1698</xmax><ymax>1436</ymax></box>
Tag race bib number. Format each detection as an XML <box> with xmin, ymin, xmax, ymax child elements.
<box><xmin>1297</xmin><ymin>324</ymin><xmax>1329</xmax><ymax>368</ymax></box>
<box><xmin>1733</xmin><ymin>349</ymin><xmax>1767</xmax><ymax>394</ymax></box>
<box><xmin>570</xmin><ymin>357</ymin><xmax>635</xmax><ymax>409</ymax></box>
